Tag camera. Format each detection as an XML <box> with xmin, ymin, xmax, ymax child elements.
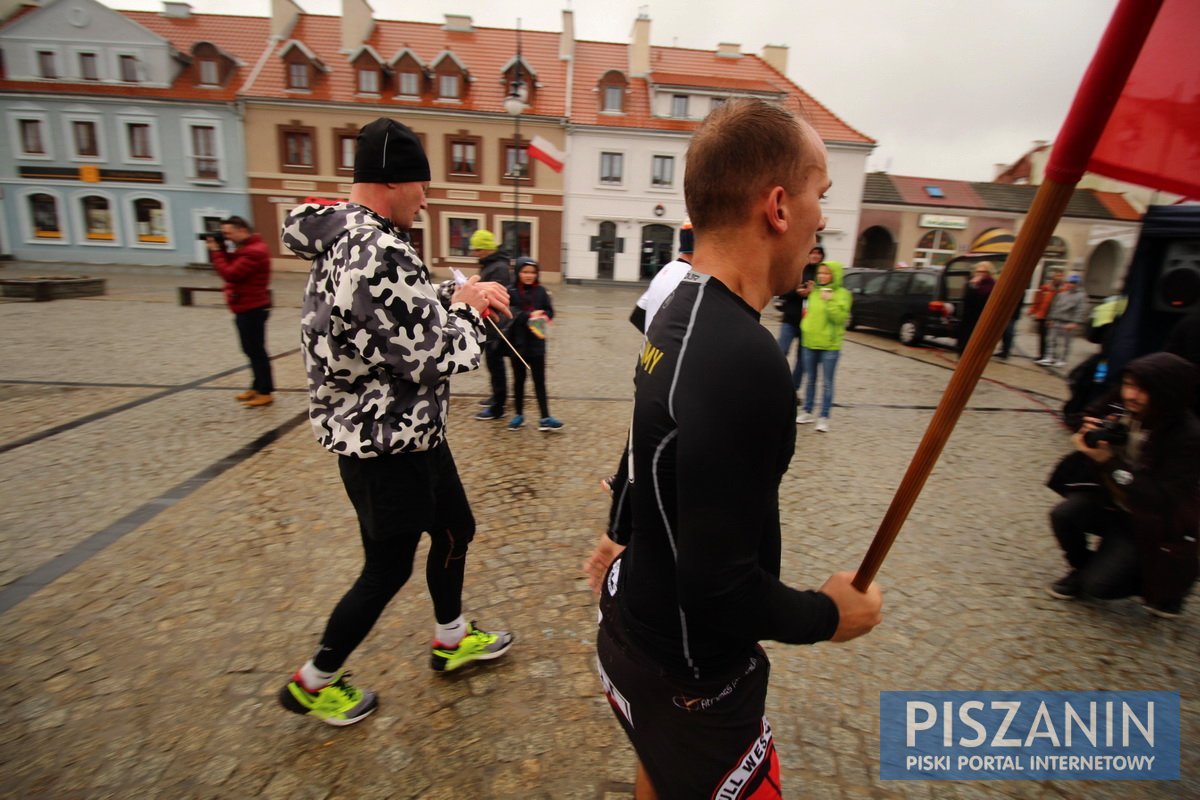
<box><xmin>1083</xmin><ymin>416</ymin><xmax>1129</xmax><ymax>448</ymax></box>
<box><xmin>198</xmin><ymin>231</ymin><xmax>225</xmax><ymax>246</ymax></box>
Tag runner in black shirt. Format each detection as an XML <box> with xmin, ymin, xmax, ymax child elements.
<box><xmin>587</xmin><ymin>98</ymin><xmax>883</xmax><ymax>800</ymax></box>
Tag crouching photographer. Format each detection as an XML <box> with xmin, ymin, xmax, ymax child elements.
<box><xmin>1046</xmin><ymin>352</ymin><xmax>1200</xmax><ymax>618</ymax></box>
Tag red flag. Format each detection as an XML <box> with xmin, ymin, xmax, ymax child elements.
<box><xmin>1087</xmin><ymin>0</ymin><xmax>1200</xmax><ymax>198</ymax></box>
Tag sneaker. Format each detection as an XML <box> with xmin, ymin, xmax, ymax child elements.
<box><xmin>538</xmin><ymin>416</ymin><xmax>564</xmax><ymax>431</ymax></box>
<box><xmin>278</xmin><ymin>671</ymin><xmax>378</xmax><ymax>727</ymax></box>
<box><xmin>815</xmin><ymin>417</ymin><xmax>829</xmax><ymax>432</ymax></box>
<box><xmin>507</xmin><ymin>414</ymin><xmax>525</xmax><ymax>430</ymax></box>
<box><xmin>600</xmin><ymin>475</ymin><xmax>615</xmax><ymax>495</ymax></box>
<box><xmin>796</xmin><ymin>411</ymin><xmax>815</xmax><ymax>424</ymax></box>
<box><xmin>475</xmin><ymin>408</ymin><xmax>502</xmax><ymax>421</ymax></box>
<box><xmin>431</xmin><ymin>622</ymin><xmax>514</xmax><ymax>673</ymax></box>
<box><xmin>1046</xmin><ymin>570</ymin><xmax>1083</xmax><ymax>600</ymax></box>
<box><xmin>235</xmin><ymin>389</ymin><xmax>258</xmax><ymax>402</ymax></box>
<box><xmin>1035</xmin><ymin>358</ymin><xmax>1053</xmax><ymax>366</ymax></box>
<box><xmin>1054</xmin><ymin>361</ymin><xmax>1068</xmax><ymax>368</ymax></box>
<box><xmin>241</xmin><ymin>393</ymin><xmax>274</xmax><ymax>408</ymax></box>
<box><xmin>1142</xmin><ymin>600</ymin><xmax>1183</xmax><ymax>619</ymax></box>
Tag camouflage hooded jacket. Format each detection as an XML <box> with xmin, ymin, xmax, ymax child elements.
<box><xmin>283</xmin><ymin>202</ymin><xmax>485</xmax><ymax>457</ymax></box>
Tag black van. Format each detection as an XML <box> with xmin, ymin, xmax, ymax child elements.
<box><xmin>843</xmin><ymin>253</ymin><xmax>1009</xmax><ymax>345</ymax></box>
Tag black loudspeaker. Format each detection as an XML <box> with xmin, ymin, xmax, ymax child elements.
<box><xmin>1107</xmin><ymin>206</ymin><xmax>1200</xmax><ymax>376</ymax></box>
<box><xmin>1152</xmin><ymin>241</ymin><xmax>1200</xmax><ymax>313</ymax></box>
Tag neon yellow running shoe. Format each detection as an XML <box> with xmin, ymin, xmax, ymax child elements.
<box><xmin>430</xmin><ymin>621</ymin><xmax>514</xmax><ymax>672</ymax></box>
<box><xmin>278</xmin><ymin>671</ymin><xmax>378</xmax><ymax>726</ymax></box>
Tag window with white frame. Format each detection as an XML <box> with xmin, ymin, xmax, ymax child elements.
<box><xmin>37</xmin><ymin>50</ymin><xmax>58</xmax><ymax>79</ymax></box>
<box><xmin>132</xmin><ymin>197</ymin><xmax>169</xmax><ymax>244</ymax></box>
<box><xmin>81</xmin><ymin>195</ymin><xmax>116</xmax><ymax>241</ymax></box>
<box><xmin>187</xmin><ymin>123</ymin><xmax>221</xmax><ymax>180</ymax></box>
<box><xmin>671</xmin><ymin>95</ymin><xmax>689</xmax><ymax>119</ymax></box>
<box><xmin>500</xmin><ymin>219</ymin><xmax>533</xmax><ymax>260</ymax></box>
<box><xmin>651</xmin><ymin>155</ymin><xmax>675</xmax><ymax>188</ymax></box>
<box><xmin>29</xmin><ymin>193</ymin><xmax>63</xmax><ymax>239</ymax></box>
<box><xmin>119</xmin><ymin>55</ymin><xmax>139</xmax><ymax>83</ymax></box>
<box><xmin>199</xmin><ymin>59</ymin><xmax>219</xmax><ymax>86</ymax></box>
<box><xmin>287</xmin><ymin>62</ymin><xmax>310</xmax><ymax>90</ymax></box>
<box><xmin>439</xmin><ymin>74</ymin><xmax>460</xmax><ymax>99</ymax></box>
<box><xmin>600</xmin><ymin>152</ymin><xmax>623</xmax><ymax>185</ymax></box>
<box><xmin>446</xmin><ymin>216</ymin><xmax>482</xmax><ymax>257</ymax></box>
<box><xmin>126</xmin><ymin>122</ymin><xmax>154</xmax><ymax>160</ymax></box>
<box><xmin>604</xmin><ymin>86</ymin><xmax>623</xmax><ymax>112</ymax></box>
<box><xmin>71</xmin><ymin>120</ymin><xmax>100</xmax><ymax>159</ymax></box>
<box><xmin>18</xmin><ymin>119</ymin><xmax>46</xmax><ymax>155</ymax></box>
<box><xmin>398</xmin><ymin>71</ymin><xmax>420</xmax><ymax>96</ymax></box>
<box><xmin>357</xmin><ymin>67</ymin><xmax>379</xmax><ymax>94</ymax></box>
<box><xmin>79</xmin><ymin>52</ymin><xmax>98</xmax><ymax>81</ymax></box>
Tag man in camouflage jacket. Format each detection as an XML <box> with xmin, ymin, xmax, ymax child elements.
<box><xmin>275</xmin><ymin>118</ymin><xmax>515</xmax><ymax>727</ymax></box>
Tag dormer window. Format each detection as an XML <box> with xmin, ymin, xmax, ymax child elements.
<box><xmin>598</xmin><ymin>70</ymin><xmax>628</xmax><ymax>114</ymax></box>
<box><xmin>37</xmin><ymin>51</ymin><xmax>58</xmax><ymax>79</ymax></box>
<box><xmin>671</xmin><ymin>95</ymin><xmax>689</xmax><ymax>119</ymax></box>
<box><xmin>398</xmin><ymin>71</ymin><xmax>420</xmax><ymax>96</ymax></box>
<box><xmin>119</xmin><ymin>55</ymin><xmax>139</xmax><ymax>83</ymax></box>
<box><xmin>199</xmin><ymin>59</ymin><xmax>219</xmax><ymax>86</ymax></box>
<box><xmin>358</xmin><ymin>68</ymin><xmax>379</xmax><ymax>93</ymax></box>
<box><xmin>280</xmin><ymin>41</ymin><xmax>326</xmax><ymax>92</ymax></box>
<box><xmin>501</xmin><ymin>57</ymin><xmax>537</xmax><ymax>107</ymax></box>
<box><xmin>431</xmin><ymin>50</ymin><xmax>469</xmax><ymax>102</ymax></box>
<box><xmin>288</xmin><ymin>62</ymin><xmax>309</xmax><ymax>90</ymax></box>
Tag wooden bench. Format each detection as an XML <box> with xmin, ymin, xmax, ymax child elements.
<box><xmin>178</xmin><ymin>286</ymin><xmax>223</xmax><ymax>306</ymax></box>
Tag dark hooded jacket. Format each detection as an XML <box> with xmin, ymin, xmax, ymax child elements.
<box><xmin>1093</xmin><ymin>352</ymin><xmax>1200</xmax><ymax>606</ymax></box>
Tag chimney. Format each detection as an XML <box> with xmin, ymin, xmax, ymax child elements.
<box><xmin>760</xmin><ymin>44</ymin><xmax>787</xmax><ymax>74</ymax></box>
<box><xmin>443</xmin><ymin>13</ymin><xmax>473</xmax><ymax>32</ymax></box>
<box><xmin>341</xmin><ymin>0</ymin><xmax>374</xmax><ymax>53</ymax></box>
<box><xmin>559</xmin><ymin>9</ymin><xmax>574</xmax><ymax>61</ymax></box>
<box><xmin>162</xmin><ymin>1</ymin><xmax>192</xmax><ymax>19</ymax></box>
<box><xmin>270</xmin><ymin>0</ymin><xmax>303</xmax><ymax>39</ymax></box>
<box><xmin>716</xmin><ymin>42</ymin><xmax>741</xmax><ymax>59</ymax></box>
<box><xmin>629</xmin><ymin>13</ymin><xmax>650</xmax><ymax>77</ymax></box>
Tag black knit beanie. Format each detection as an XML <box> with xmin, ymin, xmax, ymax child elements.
<box><xmin>353</xmin><ymin>118</ymin><xmax>431</xmax><ymax>184</ymax></box>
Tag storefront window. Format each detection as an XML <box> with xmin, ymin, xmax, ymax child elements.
<box><xmin>82</xmin><ymin>196</ymin><xmax>114</xmax><ymax>241</ymax></box>
<box><xmin>30</xmin><ymin>193</ymin><xmax>61</xmax><ymax>238</ymax></box>
<box><xmin>133</xmin><ymin>198</ymin><xmax>168</xmax><ymax>244</ymax></box>
<box><xmin>914</xmin><ymin>229</ymin><xmax>957</xmax><ymax>267</ymax></box>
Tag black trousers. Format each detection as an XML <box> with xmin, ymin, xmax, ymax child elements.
<box><xmin>511</xmin><ymin>350</ymin><xmax>550</xmax><ymax>419</ymax></box>
<box><xmin>484</xmin><ymin>344</ymin><xmax>507</xmax><ymax>413</ymax></box>
<box><xmin>312</xmin><ymin>443</ymin><xmax>475</xmax><ymax>672</ymax></box>
<box><xmin>235</xmin><ymin>306</ymin><xmax>273</xmax><ymax>394</ymax></box>
<box><xmin>1050</xmin><ymin>493</ymin><xmax>1140</xmax><ymax>599</ymax></box>
<box><xmin>1036</xmin><ymin>318</ymin><xmax>1051</xmax><ymax>360</ymax></box>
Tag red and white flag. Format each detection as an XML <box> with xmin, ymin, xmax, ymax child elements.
<box><xmin>528</xmin><ymin>135</ymin><xmax>565</xmax><ymax>173</ymax></box>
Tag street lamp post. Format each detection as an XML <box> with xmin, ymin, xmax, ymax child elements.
<box><xmin>503</xmin><ymin>22</ymin><xmax>527</xmax><ymax>259</ymax></box>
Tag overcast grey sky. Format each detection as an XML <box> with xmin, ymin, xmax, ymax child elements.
<box><xmin>104</xmin><ymin>0</ymin><xmax>1121</xmax><ymax>181</ymax></box>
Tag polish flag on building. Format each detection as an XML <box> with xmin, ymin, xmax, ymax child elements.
<box><xmin>528</xmin><ymin>136</ymin><xmax>565</xmax><ymax>173</ymax></box>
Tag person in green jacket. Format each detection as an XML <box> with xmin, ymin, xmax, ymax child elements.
<box><xmin>796</xmin><ymin>260</ymin><xmax>851</xmax><ymax>432</ymax></box>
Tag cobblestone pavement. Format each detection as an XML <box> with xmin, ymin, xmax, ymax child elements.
<box><xmin>0</xmin><ymin>262</ymin><xmax>1194</xmax><ymax>799</ymax></box>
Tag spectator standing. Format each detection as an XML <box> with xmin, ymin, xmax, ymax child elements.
<box><xmin>208</xmin><ymin>216</ymin><xmax>274</xmax><ymax>407</ymax></box>
<box><xmin>1040</xmin><ymin>274</ymin><xmax>1088</xmax><ymax>367</ymax></box>
<box><xmin>778</xmin><ymin>244</ymin><xmax>824</xmax><ymax>393</ymax></box>
<box><xmin>796</xmin><ymin>260</ymin><xmax>851</xmax><ymax>432</ymax></box>
<box><xmin>471</xmin><ymin>229</ymin><xmax>512</xmax><ymax>421</ymax></box>
<box><xmin>955</xmin><ymin>261</ymin><xmax>996</xmax><ymax>354</ymax></box>
<box><xmin>506</xmin><ymin>256</ymin><xmax>563</xmax><ymax>431</ymax></box>
<box><xmin>1029</xmin><ymin>268</ymin><xmax>1066</xmax><ymax>361</ymax></box>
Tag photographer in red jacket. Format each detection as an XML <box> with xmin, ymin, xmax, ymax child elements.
<box><xmin>208</xmin><ymin>216</ymin><xmax>274</xmax><ymax>407</ymax></box>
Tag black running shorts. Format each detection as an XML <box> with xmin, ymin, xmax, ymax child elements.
<box><xmin>596</xmin><ymin>566</ymin><xmax>782</xmax><ymax>799</ymax></box>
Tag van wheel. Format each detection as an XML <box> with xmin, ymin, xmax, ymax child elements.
<box><xmin>898</xmin><ymin>318</ymin><xmax>923</xmax><ymax>346</ymax></box>
<box><xmin>846</xmin><ymin>311</ymin><xmax>858</xmax><ymax>331</ymax></box>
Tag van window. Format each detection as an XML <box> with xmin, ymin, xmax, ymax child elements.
<box><xmin>911</xmin><ymin>272</ymin><xmax>937</xmax><ymax>297</ymax></box>
<box><xmin>944</xmin><ymin>272</ymin><xmax>968</xmax><ymax>302</ymax></box>
<box><xmin>843</xmin><ymin>273</ymin><xmax>864</xmax><ymax>293</ymax></box>
<box><xmin>883</xmin><ymin>273</ymin><xmax>909</xmax><ymax>296</ymax></box>
<box><xmin>863</xmin><ymin>274</ymin><xmax>887</xmax><ymax>295</ymax></box>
